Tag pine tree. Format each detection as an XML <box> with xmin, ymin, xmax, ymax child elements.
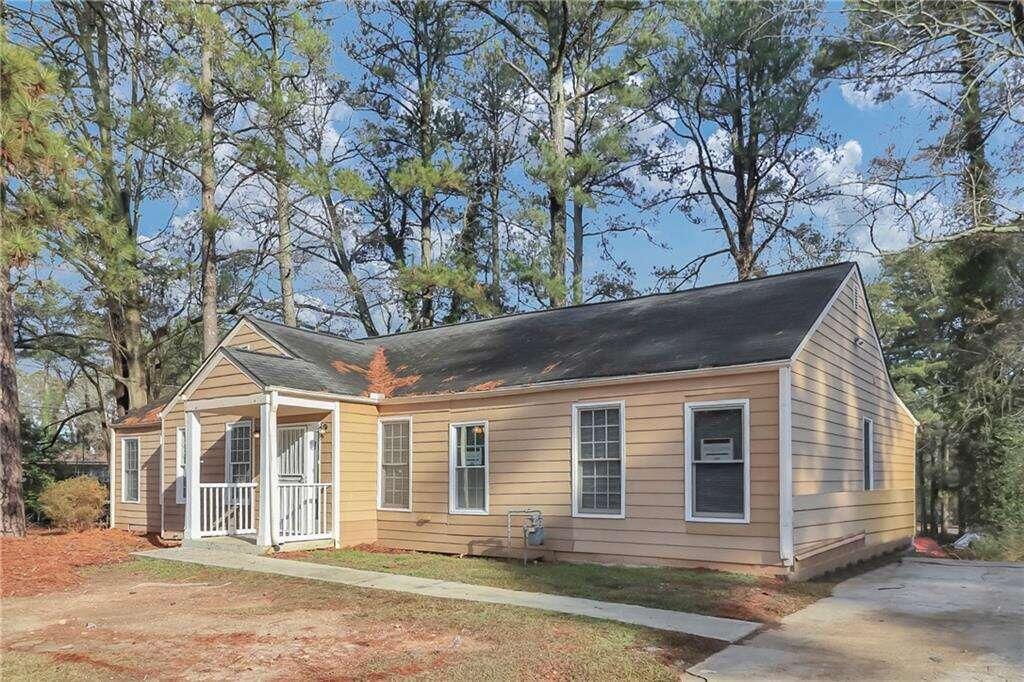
<box><xmin>1</xmin><ymin>31</ymin><xmax>81</xmax><ymax>537</ymax></box>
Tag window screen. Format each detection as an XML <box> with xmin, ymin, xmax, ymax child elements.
<box><xmin>227</xmin><ymin>423</ymin><xmax>252</xmax><ymax>483</ymax></box>
<box><xmin>863</xmin><ymin>419</ymin><xmax>873</xmax><ymax>491</ymax></box>
<box><xmin>691</xmin><ymin>406</ymin><xmax>744</xmax><ymax>519</ymax></box>
<box><xmin>123</xmin><ymin>438</ymin><xmax>140</xmax><ymax>502</ymax></box>
<box><xmin>577</xmin><ymin>406</ymin><xmax>623</xmax><ymax>515</ymax></box>
<box><xmin>381</xmin><ymin>421</ymin><xmax>411</xmax><ymax>509</ymax></box>
<box><xmin>452</xmin><ymin>424</ymin><xmax>487</xmax><ymax>511</ymax></box>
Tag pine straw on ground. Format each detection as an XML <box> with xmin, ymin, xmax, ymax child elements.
<box><xmin>0</xmin><ymin>528</ymin><xmax>159</xmax><ymax>597</ymax></box>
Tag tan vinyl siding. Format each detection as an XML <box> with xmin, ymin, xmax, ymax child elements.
<box><xmin>189</xmin><ymin>357</ymin><xmax>262</xmax><ymax>401</ymax></box>
<box><xmin>376</xmin><ymin>369</ymin><xmax>782</xmax><ymax>572</ymax></box>
<box><xmin>339</xmin><ymin>402</ymin><xmax>379</xmax><ymax>545</ymax></box>
<box><xmin>790</xmin><ymin>274</ymin><xmax>916</xmax><ymax>567</ymax></box>
<box><xmin>113</xmin><ymin>426</ymin><xmax>161</xmax><ymax>533</ymax></box>
<box><xmin>225</xmin><ymin>319</ymin><xmax>289</xmax><ymax>355</ymax></box>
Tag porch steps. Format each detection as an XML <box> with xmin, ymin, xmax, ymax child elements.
<box><xmin>181</xmin><ymin>535</ymin><xmax>264</xmax><ymax>556</ymax></box>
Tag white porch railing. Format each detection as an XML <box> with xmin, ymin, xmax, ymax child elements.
<box><xmin>278</xmin><ymin>483</ymin><xmax>331</xmax><ymax>541</ymax></box>
<box><xmin>198</xmin><ymin>483</ymin><xmax>256</xmax><ymax>537</ymax></box>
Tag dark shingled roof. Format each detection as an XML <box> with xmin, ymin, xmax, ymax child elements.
<box><xmin>231</xmin><ymin>263</ymin><xmax>854</xmax><ymax>398</ymax></box>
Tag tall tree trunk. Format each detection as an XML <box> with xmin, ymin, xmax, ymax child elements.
<box><xmin>323</xmin><ymin>195</ymin><xmax>379</xmax><ymax>336</ymax></box>
<box><xmin>417</xmin><ymin>88</ymin><xmax>435</xmax><ymax>329</ymax></box>
<box><xmin>571</xmin><ymin>200</ymin><xmax>584</xmax><ymax>305</ymax></box>
<box><xmin>546</xmin><ymin>6</ymin><xmax>568</xmax><ymax>307</ymax></box>
<box><xmin>270</xmin><ymin>20</ymin><xmax>296</xmax><ymax>327</ymax></box>
<box><xmin>199</xmin><ymin>15</ymin><xmax>219</xmax><ymax>356</ymax></box>
<box><xmin>275</xmin><ymin>171</ymin><xmax>296</xmax><ymax>326</ymax></box>
<box><xmin>80</xmin><ymin>2</ymin><xmax>148</xmax><ymax>411</ymax></box>
<box><xmin>0</xmin><ymin>261</ymin><xmax>25</xmax><ymax>537</ymax></box>
<box><xmin>956</xmin><ymin>30</ymin><xmax>995</xmax><ymax>227</ymax></box>
<box><xmin>488</xmin><ymin>177</ymin><xmax>502</xmax><ymax>308</ymax></box>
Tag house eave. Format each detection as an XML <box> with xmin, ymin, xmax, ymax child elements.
<box><xmin>381</xmin><ymin>359</ymin><xmax>792</xmax><ymax>405</ymax></box>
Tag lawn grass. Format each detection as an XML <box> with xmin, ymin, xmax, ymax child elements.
<box><xmin>1</xmin><ymin>652</ymin><xmax>111</xmax><ymax>682</ymax></box>
<box><xmin>63</xmin><ymin>558</ymin><xmax>721</xmax><ymax>679</ymax></box>
<box><xmin>287</xmin><ymin>546</ymin><xmax>833</xmax><ymax>623</ymax></box>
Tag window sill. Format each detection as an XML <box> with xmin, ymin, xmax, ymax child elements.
<box><xmin>449</xmin><ymin>508</ymin><xmax>489</xmax><ymax>516</ymax></box>
<box><xmin>685</xmin><ymin>514</ymin><xmax>749</xmax><ymax>524</ymax></box>
<box><xmin>377</xmin><ymin>506</ymin><xmax>412</xmax><ymax>513</ymax></box>
<box><xmin>573</xmin><ymin>511</ymin><xmax>625</xmax><ymax>520</ymax></box>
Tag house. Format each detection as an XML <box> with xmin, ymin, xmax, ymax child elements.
<box><xmin>108</xmin><ymin>262</ymin><xmax>918</xmax><ymax>579</ymax></box>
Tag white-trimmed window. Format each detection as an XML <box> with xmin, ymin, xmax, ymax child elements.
<box><xmin>573</xmin><ymin>402</ymin><xmax>625</xmax><ymax>517</ymax></box>
<box><xmin>225</xmin><ymin>421</ymin><xmax>252</xmax><ymax>483</ymax></box>
<box><xmin>175</xmin><ymin>426</ymin><xmax>188</xmax><ymax>504</ymax></box>
<box><xmin>685</xmin><ymin>400</ymin><xmax>750</xmax><ymax>523</ymax></box>
<box><xmin>379</xmin><ymin>418</ymin><xmax>412</xmax><ymax>510</ymax></box>
<box><xmin>122</xmin><ymin>437</ymin><xmax>140</xmax><ymax>503</ymax></box>
<box><xmin>450</xmin><ymin>422</ymin><xmax>488</xmax><ymax>514</ymax></box>
<box><xmin>862</xmin><ymin>418</ymin><xmax>874</xmax><ymax>491</ymax></box>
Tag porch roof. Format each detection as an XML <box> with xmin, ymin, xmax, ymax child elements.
<box><xmin>221</xmin><ymin>346</ymin><xmax>366</xmax><ymax>396</ymax></box>
<box><xmin>239</xmin><ymin>262</ymin><xmax>855</xmax><ymax>398</ymax></box>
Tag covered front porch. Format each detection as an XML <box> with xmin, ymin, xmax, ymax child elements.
<box><xmin>182</xmin><ymin>391</ymin><xmax>341</xmax><ymax>550</ymax></box>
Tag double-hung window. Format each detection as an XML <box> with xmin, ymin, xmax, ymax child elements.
<box><xmin>226</xmin><ymin>421</ymin><xmax>252</xmax><ymax>483</ymax></box>
<box><xmin>573</xmin><ymin>402</ymin><xmax>625</xmax><ymax>517</ymax></box>
<box><xmin>450</xmin><ymin>422</ymin><xmax>488</xmax><ymax>514</ymax></box>
<box><xmin>379</xmin><ymin>419</ymin><xmax>411</xmax><ymax>510</ymax></box>
<box><xmin>685</xmin><ymin>400</ymin><xmax>749</xmax><ymax>523</ymax></box>
<box><xmin>175</xmin><ymin>426</ymin><xmax>188</xmax><ymax>504</ymax></box>
<box><xmin>862</xmin><ymin>418</ymin><xmax>874</xmax><ymax>491</ymax></box>
<box><xmin>122</xmin><ymin>437</ymin><xmax>140</xmax><ymax>503</ymax></box>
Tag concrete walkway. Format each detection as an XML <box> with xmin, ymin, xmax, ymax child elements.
<box><xmin>690</xmin><ymin>557</ymin><xmax>1024</xmax><ymax>680</ymax></box>
<box><xmin>135</xmin><ymin>547</ymin><xmax>759</xmax><ymax>642</ymax></box>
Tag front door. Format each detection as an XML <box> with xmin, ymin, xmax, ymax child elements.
<box><xmin>277</xmin><ymin>425</ymin><xmax>318</xmax><ymax>536</ymax></box>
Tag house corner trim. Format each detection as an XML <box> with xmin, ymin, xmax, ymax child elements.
<box><xmin>779</xmin><ymin>365</ymin><xmax>794</xmax><ymax>566</ymax></box>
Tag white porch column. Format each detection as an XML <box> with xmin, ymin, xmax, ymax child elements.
<box><xmin>258</xmin><ymin>392</ymin><xmax>278</xmax><ymax>547</ymax></box>
<box><xmin>332</xmin><ymin>405</ymin><xmax>341</xmax><ymax>548</ymax></box>
<box><xmin>184</xmin><ymin>410</ymin><xmax>202</xmax><ymax>539</ymax></box>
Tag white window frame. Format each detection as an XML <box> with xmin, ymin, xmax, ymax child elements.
<box><xmin>449</xmin><ymin>421</ymin><xmax>489</xmax><ymax>515</ymax></box>
<box><xmin>377</xmin><ymin>416</ymin><xmax>413</xmax><ymax>512</ymax></box>
<box><xmin>571</xmin><ymin>400</ymin><xmax>627</xmax><ymax>519</ymax></box>
<box><xmin>175</xmin><ymin>426</ymin><xmax>187</xmax><ymax>504</ymax></box>
<box><xmin>684</xmin><ymin>399</ymin><xmax>750</xmax><ymax>524</ymax></box>
<box><xmin>863</xmin><ymin>417</ymin><xmax>875</xmax><ymax>491</ymax></box>
<box><xmin>224</xmin><ymin>420</ymin><xmax>253</xmax><ymax>484</ymax></box>
<box><xmin>121</xmin><ymin>437</ymin><xmax>140</xmax><ymax>503</ymax></box>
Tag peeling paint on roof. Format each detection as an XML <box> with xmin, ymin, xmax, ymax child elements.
<box><xmin>365</xmin><ymin>347</ymin><xmax>421</xmax><ymax>398</ymax></box>
<box><xmin>112</xmin><ymin>399</ymin><xmax>168</xmax><ymax>427</ymax></box>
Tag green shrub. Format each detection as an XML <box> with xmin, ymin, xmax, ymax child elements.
<box><xmin>38</xmin><ymin>476</ymin><xmax>108</xmax><ymax>531</ymax></box>
<box><xmin>966</xmin><ymin>527</ymin><xmax>1024</xmax><ymax>563</ymax></box>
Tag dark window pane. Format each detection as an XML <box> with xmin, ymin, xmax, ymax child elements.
<box><xmin>693</xmin><ymin>462</ymin><xmax>744</xmax><ymax>516</ymax></box>
<box><xmin>693</xmin><ymin>408</ymin><xmax>743</xmax><ymax>462</ymax></box>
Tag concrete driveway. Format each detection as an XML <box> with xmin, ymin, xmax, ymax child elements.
<box><xmin>691</xmin><ymin>557</ymin><xmax>1024</xmax><ymax>681</ymax></box>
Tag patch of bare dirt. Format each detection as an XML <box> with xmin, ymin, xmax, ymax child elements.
<box><xmin>0</xmin><ymin>528</ymin><xmax>164</xmax><ymax>597</ymax></box>
<box><xmin>2</xmin><ymin>570</ymin><xmax>482</xmax><ymax>680</ymax></box>
<box><xmin>713</xmin><ymin>578</ymin><xmax>831</xmax><ymax>623</ymax></box>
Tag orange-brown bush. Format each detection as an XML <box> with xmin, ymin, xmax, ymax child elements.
<box><xmin>38</xmin><ymin>476</ymin><xmax>108</xmax><ymax>530</ymax></box>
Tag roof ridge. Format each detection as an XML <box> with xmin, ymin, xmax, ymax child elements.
<box><xmin>223</xmin><ymin>345</ymin><xmax>312</xmax><ymax>362</ymax></box>
<box><xmin>246</xmin><ymin>262</ymin><xmax>855</xmax><ymax>344</ymax></box>
<box><xmin>366</xmin><ymin>261</ymin><xmax>856</xmax><ymax>341</ymax></box>
<box><xmin>243</xmin><ymin>314</ymin><xmax>369</xmax><ymax>347</ymax></box>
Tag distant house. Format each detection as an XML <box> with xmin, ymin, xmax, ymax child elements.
<box><xmin>42</xmin><ymin>446</ymin><xmax>109</xmax><ymax>485</ymax></box>
<box><xmin>108</xmin><ymin>263</ymin><xmax>917</xmax><ymax>579</ymax></box>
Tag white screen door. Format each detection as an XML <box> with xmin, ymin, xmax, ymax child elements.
<box><xmin>277</xmin><ymin>425</ymin><xmax>318</xmax><ymax>536</ymax></box>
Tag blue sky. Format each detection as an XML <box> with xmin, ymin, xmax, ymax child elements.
<box><xmin>125</xmin><ymin>1</ymin><xmax>991</xmax><ymax>334</ymax></box>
